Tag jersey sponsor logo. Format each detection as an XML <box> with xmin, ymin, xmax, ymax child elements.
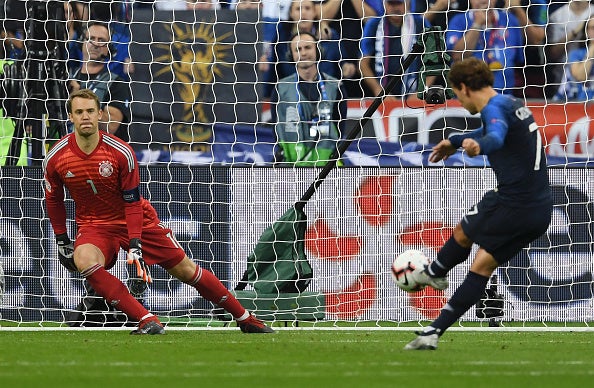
<box><xmin>98</xmin><ymin>161</ymin><xmax>114</xmax><ymax>177</ymax></box>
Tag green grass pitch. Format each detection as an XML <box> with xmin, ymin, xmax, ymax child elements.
<box><xmin>1</xmin><ymin>329</ymin><xmax>592</xmax><ymax>387</ymax></box>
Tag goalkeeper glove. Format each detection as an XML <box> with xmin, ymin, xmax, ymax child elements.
<box><xmin>127</xmin><ymin>238</ymin><xmax>152</xmax><ymax>283</ymax></box>
<box><xmin>56</xmin><ymin>233</ymin><xmax>77</xmax><ymax>272</ymax></box>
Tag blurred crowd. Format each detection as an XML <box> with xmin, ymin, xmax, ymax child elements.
<box><xmin>2</xmin><ymin>0</ymin><xmax>594</xmax><ymax>103</ymax></box>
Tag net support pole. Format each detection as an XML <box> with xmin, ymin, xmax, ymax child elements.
<box><xmin>295</xmin><ymin>42</ymin><xmax>425</xmax><ymax>211</ymax></box>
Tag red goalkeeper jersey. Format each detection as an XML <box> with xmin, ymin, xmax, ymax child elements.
<box><xmin>43</xmin><ymin>132</ymin><xmax>159</xmax><ymax>236</ymax></box>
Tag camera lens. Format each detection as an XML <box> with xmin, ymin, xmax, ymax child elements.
<box><xmin>425</xmin><ymin>86</ymin><xmax>446</xmax><ymax>104</ymax></box>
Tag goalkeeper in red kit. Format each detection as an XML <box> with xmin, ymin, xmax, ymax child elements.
<box><xmin>43</xmin><ymin>89</ymin><xmax>274</xmax><ymax>334</ymax></box>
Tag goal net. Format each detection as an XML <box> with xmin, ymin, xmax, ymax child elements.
<box><xmin>1</xmin><ymin>1</ymin><xmax>593</xmax><ymax>328</ymax></box>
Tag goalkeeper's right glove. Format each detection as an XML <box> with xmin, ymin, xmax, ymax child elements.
<box><xmin>56</xmin><ymin>233</ymin><xmax>77</xmax><ymax>272</ymax></box>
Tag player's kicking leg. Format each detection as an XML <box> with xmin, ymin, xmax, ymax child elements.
<box><xmin>415</xmin><ymin>269</ymin><xmax>449</xmax><ymax>290</ymax></box>
<box><xmin>416</xmin><ymin>225</ymin><xmax>474</xmax><ymax>291</ymax></box>
<box><xmin>404</xmin><ymin>328</ymin><xmax>440</xmax><ymax>350</ymax></box>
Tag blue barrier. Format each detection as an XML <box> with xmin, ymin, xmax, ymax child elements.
<box><xmin>135</xmin><ymin>123</ymin><xmax>594</xmax><ymax>167</ymax></box>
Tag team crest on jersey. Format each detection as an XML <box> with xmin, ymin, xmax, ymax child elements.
<box><xmin>98</xmin><ymin>161</ymin><xmax>114</xmax><ymax>177</ymax></box>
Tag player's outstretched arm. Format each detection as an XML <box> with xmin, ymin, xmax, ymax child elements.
<box><xmin>429</xmin><ymin>139</ymin><xmax>457</xmax><ymax>163</ymax></box>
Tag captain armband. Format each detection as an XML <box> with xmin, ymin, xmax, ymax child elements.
<box><xmin>123</xmin><ymin>187</ymin><xmax>141</xmax><ymax>203</ymax></box>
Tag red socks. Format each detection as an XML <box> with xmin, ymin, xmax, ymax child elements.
<box><xmin>83</xmin><ymin>264</ymin><xmax>247</xmax><ymax>322</ymax></box>
<box><xmin>83</xmin><ymin>264</ymin><xmax>151</xmax><ymax>322</ymax></box>
<box><xmin>189</xmin><ymin>267</ymin><xmax>247</xmax><ymax>319</ymax></box>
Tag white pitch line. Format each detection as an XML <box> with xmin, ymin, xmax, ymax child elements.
<box><xmin>1</xmin><ymin>326</ymin><xmax>594</xmax><ymax>332</ymax></box>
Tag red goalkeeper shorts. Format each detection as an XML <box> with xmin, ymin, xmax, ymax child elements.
<box><xmin>75</xmin><ymin>222</ymin><xmax>186</xmax><ymax>270</ymax></box>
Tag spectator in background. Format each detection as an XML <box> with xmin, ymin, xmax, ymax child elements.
<box><xmin>505</xmin><ymin>0</ymin><xmax>546</xmax><ymax>46</ymax></box>
<box><xmin>546</xmin><ymin>0</ymin><xmax>594</xmax><ymax>98</ymax></box>
<box><xmin>360</xmin><ymin>0</ymin><xmax>427</xmax><ymax>100</ymax></box>
<box><xmin>271</xmin><ymin>32</ymin><xmax>347</xmax><ymax>166</ymax></box>
<box><xmin>0</xmin><ymin>53</ymin><xmax>27</xmax><ymax>165</ymax></box>
<box><xmin>320</xmin><ymin>0</ymin><xmax>384</xmax><ymax>24</ymax></box>
<box><xmin>1</xmin><ymin>0</ymin><xmax>27</xmax><ymax>165</ymax></box>
<box><xmin>64</xmin><ymin>1</ymin><xmax>89</xmax><ymax>50</ymax></box>
<box><xmin>66</xmin><ymin>1</ymin><xmax>133</xmax><ymax>81</ymax></box>
<box><xmin>319</xmin><ymin>0</ymin><xmax>384</xmax><ymax>97</ymax></box>
<box><xmin>231</xmin><ymin>0</ymin><xmax>261</xmax><ymax>10</ymax></box>
<box><xmin>446</xmin><ymin>0</ymin><xmax>524</xmax><ymax>94</ymax></box>
<box><xmin>417</xmin><ymin>0</ymin><xmax>469</xmax><ymax>31</ymax></box>
<box><xmin>132</xmin><ymin>1</ymin><xmax>156</xmax><ymax>9</ymax></box>
<box><xmin>68</xmin><ymin>22</ymin><xmax>131</xmax><ymax>142</ymax></box>
<box><xmin>260</xmin><ymin>0</ymin><xmax>352</xmax><ymax>99</ymax></box>
<box><xmin>110</xmin><ymin>1</ymin><xmax>134</xmax><ymax>79</ymax></box>
<box><xmin>186</xmin><ymin>0</ymin><xmax>222</xmax><ymax>9</ymax></box>
<box><xmin>1</xmin><ymin>0</ymin><xmax>25</xmax><ymax>59</ymax></box>
<box><xmin>554</xmin><ymin>16</ymin><xmax>594</xmax><ymax>102</ymax></box>
<box><xmin>257</xmin><ymin>0</ymin><xmax>292</xmax><ymax>79</ymax></box>
<box><xmin>154</xmin><ymin>0</ymin><xmax>221</xmax><ymax>10</ymax></box>
<box><xmin>505</xmin><ymin>0</ymin><xmax>548</xmax><ymax>99</ymax></box>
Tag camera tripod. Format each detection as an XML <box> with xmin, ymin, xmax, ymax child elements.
<box><xmin>5</xmin><ymin>1</ymin><xmax>68</xmax><ymax>166</ymax></box>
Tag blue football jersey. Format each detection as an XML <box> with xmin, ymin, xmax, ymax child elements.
<box><xmin>450</xmin><ymin>94</ymin><xmax>550</xmax><ymax>206</ymax></box>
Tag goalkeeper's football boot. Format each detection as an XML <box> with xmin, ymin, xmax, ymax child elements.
<box><xmin>238</xmin><ymin>314</ymin><xmax>275</xmax><ymax>333</ymax></box>
<box><xmin>130</xmin><ymin>317</ymin><xmax>165</xmax><ymax>335</ymax></box>
<box><xmin>415</xmin><ymin>266</ymin><xmax>449</xmax><ymax>290</ymax></box>
<box><xmin>404</xmin><ymin>330</ymin><xmax>439</xmax><ymax>350</ymax></box>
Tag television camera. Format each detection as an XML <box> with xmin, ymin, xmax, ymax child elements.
<box><xmin>0</xmin><ymin>0</ymin><xmax>68</xmax><ymax>165</ymax></box>
<box><xmin>416</xmin><ymin>27</ymin><xmax>455</xmax><ymax>104</ymax></box>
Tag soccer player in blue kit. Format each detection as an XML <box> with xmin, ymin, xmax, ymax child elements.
<box><xmin>405</xmin><ymin>57</ymin><xmax>552</xmax><ymax>350</ymax></box>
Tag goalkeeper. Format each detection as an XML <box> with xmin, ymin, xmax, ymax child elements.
<box><xmin>405</xmin><ymin>58</ymin><xmax>552</xmax><ymax>350</ymax></box>
<box><xmin>43</xmin><ymin>89</ymin><xmax>274</xmax><ymax>334</ymax></box>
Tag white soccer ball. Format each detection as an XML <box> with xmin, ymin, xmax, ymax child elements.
<box><xmin>391</xmin><ymin>249</ymin><xmax>430</xmax><ymax>292</ymax></box>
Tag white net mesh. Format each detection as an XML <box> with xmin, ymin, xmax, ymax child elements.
<box><xmin>0</xmin><ymin>1</ymin><xmax>593</xmax><ymax>328</ymax></box>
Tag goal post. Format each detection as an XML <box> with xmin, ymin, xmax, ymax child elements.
<box><xmin>1</xmin><ymin>2</ymin><xmax>594</xmax><ymax>328</ymax></box>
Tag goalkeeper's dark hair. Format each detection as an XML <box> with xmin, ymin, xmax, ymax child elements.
<box><xmin>447</xmin><ymin>57</ymin><xmax>494</xmax><ymax>91</ymax></box>
<box><xmin>67</xmin><ymin>89</ymin><xmax>101</xmax><ymax>113</ymax></box>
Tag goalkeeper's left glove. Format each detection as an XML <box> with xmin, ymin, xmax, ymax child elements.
<box><xmin>56</xmin><ymin>233</ymin><xmax>77</xmax><ymax>272</ymax></box>
<box><xmin>127</xmin><ymin>238</ymin><xmax>152</xmax><ymax>283</ymax></box>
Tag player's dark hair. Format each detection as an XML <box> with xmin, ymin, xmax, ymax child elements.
<box><xmin>80</xmin><ymin>21</ymin><xmax>117</xmax><ymax>58</ymax></box>
<box><xmin>288</xmin><ymin>31</ymin><xmax>321</xmax><ymax>62</ymax></box>
<box><xmin>447</xmin><ymin>57</ymin><xmax>494</xmax><ymax>91</ymax></box>
<box><xmin>82</xmin><ymin>21</ymin><xmax>110</xmax><ymax>39</ymax></box>
<box><xmin>67</xmin><ymin>89</ymin><xmax>101</xmax><ymax>113</ymax></box>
